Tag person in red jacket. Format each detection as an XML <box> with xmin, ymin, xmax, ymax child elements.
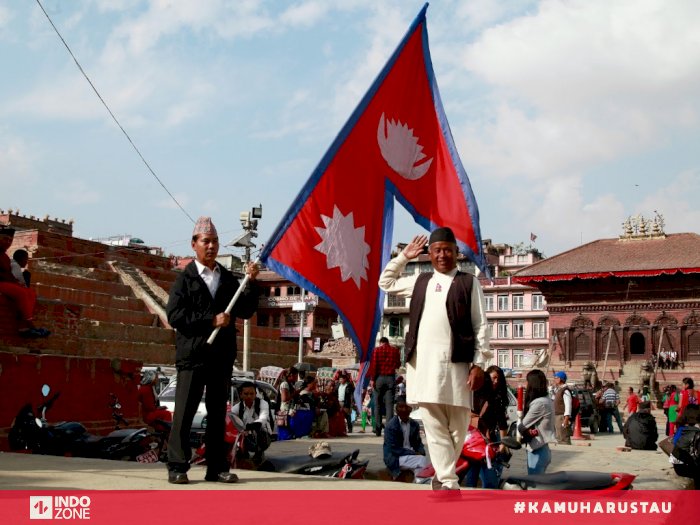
<box><xmin>0</xmin><ymin>227</ymin><xmax>49</xmax><ymax>338</ymax></box>
<box><xmin>138</xmin><ymin>370</ymin><xmax>172</xmax><ymax>426</ymax></box>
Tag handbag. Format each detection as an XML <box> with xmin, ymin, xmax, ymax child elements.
<box><xmin>275</xmin><ymin>410</ymin><xmax>289</xmax><ymax>428</ymax></box>
<box><xmin>658</xmin><ymin>436</ymin><xmax>674</xmax><ymax>456</ymax></box>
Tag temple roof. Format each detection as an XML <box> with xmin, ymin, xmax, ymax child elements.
<box><xmin>513</xmin><ymin>233</ymin><xmax>700</xmax><ymax>283</ymax></box>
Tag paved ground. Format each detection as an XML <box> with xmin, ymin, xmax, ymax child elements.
<box><xmin>0</xmin><ymin>410</ymin><xmax>691</xmax><ymax>491</ymax></box>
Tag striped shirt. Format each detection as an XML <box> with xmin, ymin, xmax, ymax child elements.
<box><xmin>602</xmin><ymin>387</ymin><xmax>619</xmax><ymax>407</ymax></box>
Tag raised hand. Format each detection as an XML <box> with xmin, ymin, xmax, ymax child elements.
<box><xmin>402</xmin><ymin>234</ymin><xmax>428</xmax><ymax>259</ymax></box>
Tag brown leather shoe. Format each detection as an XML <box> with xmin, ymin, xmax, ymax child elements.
<box><xmin>205</xmin><ymin>472</ymin><xmax>239</xmax><ymax>483</ymax></box>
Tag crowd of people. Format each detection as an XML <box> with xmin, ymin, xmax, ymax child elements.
<box><xmin>655</xmin><ymin>348</ymin><xmax>680</xmax><ymax>370</ymax></box>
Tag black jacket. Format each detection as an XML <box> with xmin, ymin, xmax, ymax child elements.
<box><xmin>166</xmin><ymin>261</ymin><xmax>260</xmax><ymax>370</ymax></box>
<box><xmin>623</xmin><ymin>412</ymin><xmax>658</xmax><ymax>450</ymax></box>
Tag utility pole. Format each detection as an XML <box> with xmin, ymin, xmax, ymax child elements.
<box><xmin>229</xmin><ymin>204</ymin><xmax>262</xmax><ymax>372</ymax></box>
<box><xmin>297</xmin><ymin>288</ymin><xmax>305</xmax><ymax>364</ymax></box>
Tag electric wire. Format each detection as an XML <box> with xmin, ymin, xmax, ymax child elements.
<box><xmin>34</xmin><ymin>0</ymin><xmax>195</xmax><ymax>224</ymax></box>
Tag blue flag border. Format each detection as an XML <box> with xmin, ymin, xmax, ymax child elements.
<box><xmin>260</xmin><ymin>3</ymin><xmax>486</xmax><ymax>402</ymax></box>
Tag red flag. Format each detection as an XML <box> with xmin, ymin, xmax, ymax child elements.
<box><xmin>260</xmin><ymin>4</ymin><xmax>486</xmax><ymax>370</ymax></box>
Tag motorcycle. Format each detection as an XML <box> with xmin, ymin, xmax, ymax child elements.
<box><xmin>9</xmin><ymin>384</ymin><xmax>151</xmax><ymax>461</ymax></box>
<box><xmin>415</xmin><ymin>427</ymin><xmax>636</xmax><ymax>490</ymax></box>
<box><xmin>134</xmin><ymin>418</ymin><xmax>172</xmax><ymax>463</ymax></box>
<box><xmin>257</xmin><ymin>448</ymin><xmax>368</xmax><ymax>479</ymax></box>
<box><xmin>191</xmin><ymin>405</ymin><xmax>368</xmax><ymax>479</ymax></box>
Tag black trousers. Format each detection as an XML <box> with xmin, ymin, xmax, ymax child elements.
<box><xmin>167</xmin><ymin>361</ymin><xmax>232</xmax><ymax>474</ymax></box>
<box><xmin>373</xmin><ymin>375</ymin><xmax>396</xmax><ymax>432</ymax></box>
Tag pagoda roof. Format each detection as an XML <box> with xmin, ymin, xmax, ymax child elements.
<box><xmin>513</xmin><ymin>233</ymin><xmax>700</xmax><ymax>283</ymax></box>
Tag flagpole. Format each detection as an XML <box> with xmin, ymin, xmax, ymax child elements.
<box><xmin>206</xmin><ymin>257</ymin><xmax>260</xmax><ymax>345</ymax></box>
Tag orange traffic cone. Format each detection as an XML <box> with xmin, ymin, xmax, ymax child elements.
<box><xmin>572</xmin><ymin>413</ymin><xmax>589</xmax><ymax>440</ymax></box>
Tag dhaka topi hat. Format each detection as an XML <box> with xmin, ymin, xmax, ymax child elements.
<box><xmin>429</xmin><ymin>227</ymin><xmax>456</xmax><ymax>245</ymax></box>
<box><xmin>192</xmin><ymin>216</ymin><xmax>218</xmax><ymax>238</ymax></box>
<box><xmin>554</xmin><ymin>371</ymin><xmax>567</xmax><ymax>382</ymax></box>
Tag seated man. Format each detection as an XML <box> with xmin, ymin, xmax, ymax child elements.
<box><xmin>623</xmin><ymin>401</ymin><xmax>658</xmax><ymax>450</ymax></box>
<box><xmin>232</xmin><ymin>382</ymin><xmax>272</xmax><ymax>461</ymax></box>
<box><xmin>0</xmin><ymin>227</ymin><xmax>48</xmax><ymax>338</ymax></box>
<box><xmin>383</xmin><ymin>401</ymin><xmax>428</xmax><ymax>481</ymax></box>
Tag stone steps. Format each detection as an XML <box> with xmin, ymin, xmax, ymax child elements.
<box><xmin>33</xmin><ymin>283</ymin><xmax>146</xmax><ymax>312</ymax></box>
<box><xmin>78</xmin><ymin>319</ymin><xmax>174</xmax><ymax>345</ymax></box>
<box><xmin>32</xmin><ymin>270</ymin><xmax>132</xmax><ymax>297</ymax></box>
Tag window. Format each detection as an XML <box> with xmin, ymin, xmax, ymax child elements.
<box><xmin>286</xmin><ymin>286</ymin><xmax>294</xmax><ymax>295</ymax></box>
<box><xmin>419</xmin><ymin>262</ymin><xmax>434</xmax><ymax>274</ymax></box>
<box><xmin>484</xmin><ymin>295</ymin><xmax>495</xmax><ymax>312</ymax></box>
<box><xmin>274</xmin><ymin>288</ymin><xmax>281</xmax><ymax>297</ymax></box>
<box><xmin>497</xmin><ymin>321</ymin><xmax>509</xmax><ymax>339</ymax></box>
<box><xmin>488</xmin><ymin>322</ymin><xmax>495</xmax><ymax>339</ymax></box>
<box><xmin>512</xmin><ymin>349</ymin><xmax>525</xmax><ymax>368</ymax></box>
<box><xmin>389</xmin><ymin>318</ymin><xmax>403</xmax><ymax>338</ymax></box>
<box><xmin>497</xmin><ymin>350</ymin><xmax>510</xmax><ymax>369</ymax></box>
<box><xmin>513</xmin><ymin>320</ymin><xmax>524</xmax><ymax>338</ymax></box>
<box><xmin>512</xmin><ymin>294</ymin><xmax>524</xmax><ymax>311</ymax></box>
<box><xmin>497</xmin><ymin>295</ymin><xmax>509</xmax><ymax>311</ymax></box>
<box><xmin>532</xmin><ymin>294</ymin><xmax>544</xmax><ymax>310</ymax></box>
<box><xmin>533</xmin><ymin>321</ymin><xmax>546</xmax><ymax>339</ymax></box>
<box><xmin>388</xmin><ymin>295</ymin><xmax>406</xmax><ymax>308</ymax></box>
<box><xmin>285</xmin><ymin>312</ymin><xmax>301</xmax><ymax>326</ymax></box>
<box><xmin>315</xmin><ymin>316</ymin><xmax>329</xmax><ymax>329</ymax></box>
<box><xmin>263</xmin><ymin>287</ymin><xmax>271</xmax><ymax>297</ymax></box>
<box><xmin>457</xmin><ymin>261</ymin><xmax>473</xmax><ymax>273</ymax></box>
<box><xmin>272</xmin><ymin>314</ymin><xmax>280</xmax><ymax>327</ymax></box>
<box><xmin>256</xmin><ymin>313</ymin><xmax>269</xmax><ymax>327</ymax></box>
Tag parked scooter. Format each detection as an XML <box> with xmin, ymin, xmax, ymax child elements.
<box><xmin>415</xmin><ymin>427</ymin><xmax>636</xmax><ymax>490</ymax></box>
<box><xmin>257</xmin><ymin>448</ymin><xmax>368</xmax><ymax>479</ymax></box>
<box><xmin>9</xmin><ymin>384</ymin><xmax>150</xmax><ymax>461</ymax></box>
<box><xmin>134</xmin><ymin>418</ymin><xmax>171</xmax><ymax>463</ymax></box>
<box><xmin>190</xmin><ymin>405</ymin><xmax>367</xmax><ymax>479</ymax></box>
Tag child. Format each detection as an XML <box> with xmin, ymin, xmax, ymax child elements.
<box><xmin>359</xmin><ymin>380</ymin><xmax>374</xmax><ymax>433</ymax></box>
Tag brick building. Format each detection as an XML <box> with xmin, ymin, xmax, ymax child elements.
<box><xmin>513</xmin><ymin>228</ymin><xmax>700</xmax><ymax>389</ymax></box>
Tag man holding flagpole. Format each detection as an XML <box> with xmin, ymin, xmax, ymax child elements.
<box><xmin>166</xmin><ymin>216</ymin><xmax>260</xmax><ymax>484</ymax></box>
<box><xmin>379</xmin><ymin>227</ymin><xmax>491</xmax><ymax>491</ymax></box>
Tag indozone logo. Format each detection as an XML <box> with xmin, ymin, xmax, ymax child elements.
<box><xmin>30</xmin><ymin>495</ymin><xmax>92</xmax><ymax>520</ymax></box>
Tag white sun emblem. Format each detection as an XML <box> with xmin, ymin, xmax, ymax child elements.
<box><xmin>377</xmin><ymin>112</ymin><xmax>433</xmax><ymax>180</ymax></box>
<box><xmin>314</xmin><ymin>206</ymin><xmax>370</xmax><ymax>288</ymax></box>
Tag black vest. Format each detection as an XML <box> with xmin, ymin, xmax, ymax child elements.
<box><xmin>403</xmin><ymin>271</ymin><xmax>476</xmax><ymax>364</ymax></box>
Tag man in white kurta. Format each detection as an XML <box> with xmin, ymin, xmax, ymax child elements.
<box><xmin>379</xmin><ymin>230</ymin><xmax>491</xmax><ymax>490</ymax></box>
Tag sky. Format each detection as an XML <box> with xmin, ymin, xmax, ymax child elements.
<box><xmin>2</xmin><ymin>0</ymin><xmax>699</xmax><ymax>262</ymax></box>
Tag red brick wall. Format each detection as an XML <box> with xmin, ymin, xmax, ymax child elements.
<box><xmin>0</xmin><ymin>352</ymin><xmax>141</xmax><ymax>451</ymax></box>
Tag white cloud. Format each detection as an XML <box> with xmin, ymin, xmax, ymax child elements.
<box><xmin>0</xmin><ymin>135</ymin><xmax>36</xmax><ymax>189</ymax></box>
<box><xmin>460</xmin><ymin>0</ymin><xmax>700</xmax><ymax>181</ymax></box>
<box><xmin>55</xmin><ymin>179</ymin><xmax>101</xmax><ymax>205</ymax></box>
<box><xmin>637</xmin><ymin>169</ymin><xmax>700</xmax><ymax>234</ymax></box>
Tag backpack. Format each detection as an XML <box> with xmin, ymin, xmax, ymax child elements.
<box><xmin>671</xmin><ymin>426</ymin><xmax>700</xmax><ymax>478</ymax></box>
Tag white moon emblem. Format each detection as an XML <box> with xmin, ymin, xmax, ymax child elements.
<box><xmin>377</xmin><ymin>113</ymin><xmax>433</xmax><ymax>180</ymax></box>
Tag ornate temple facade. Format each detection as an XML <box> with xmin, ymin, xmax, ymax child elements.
<box><xmin>513</xmin><ymin>215</ymin><xmax>700</xmax><ymax>370</ymax></box>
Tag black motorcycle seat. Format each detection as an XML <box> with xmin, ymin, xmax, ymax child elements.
<box><xmin>52</xmin><ymin>422</ymin><xmax>87</xmax><ymax>436</ymax></box>
<box><xmin>503</xmin><ymin>470</ymin><xmax>614</xmax><ymax>490</ymax></box>
<box><xmin>263</xmin><ymin>451</ymin><xmax>355</xmax><ymax>474</ymax></box>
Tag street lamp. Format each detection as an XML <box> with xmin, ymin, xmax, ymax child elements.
<box><xmin>227</xmin><ymin>204</ymin><xmax>262</xmax><ymax>371</ymax></box>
